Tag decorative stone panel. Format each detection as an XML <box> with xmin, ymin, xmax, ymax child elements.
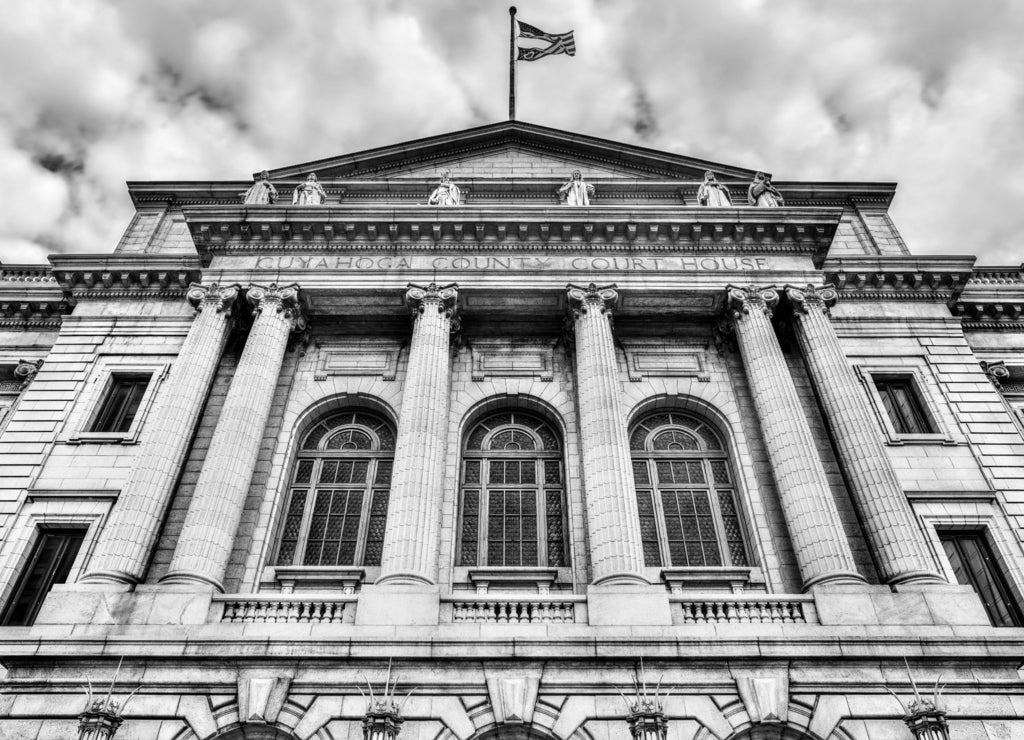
<box><xmin>470</xmin><ymin>341</ymin><xmax>554</xmax><ymax>382</ymax></box>
<box><xmin>315</xmin><ymin>340</ymin><xmax>402</xmax><ymax>381</ymax></box>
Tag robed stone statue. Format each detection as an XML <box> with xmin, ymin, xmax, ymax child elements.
<box><xmin>558</xmin><ymin>169</ymin><xmax>595</xmax><ymax>206</ymax></box>
<box><xmin>243</xmin><ymin>170</ymin><xmax>278</xmax><ymax>205</ymax></box>
<box><xmin>428</xmin><ymin>169</ymin><xmax>461</xmax><ymax>206</ymax></box>
<box><xmin>696</xmin><ymin>170</ymin><xmax>732</xmax><ymax>207</ymax></box>
<box><xmin>747</xmin><ymin>171</ymin><xmax>784</xmax><ymax>207</ymax></box>
<box><xmin>293</xmin><ymin>173</ymin><xmax>327</xmax><ymax>205</ymax></box>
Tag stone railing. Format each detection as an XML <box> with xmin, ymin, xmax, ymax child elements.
<box><xmin>445</xmin><ymin>595</ymin><xmax>584</xmax><ymax>624</ymax></box>
<box><xmin>670</xmin><ymin>595</ymin><xmax>816</xmax><ymax>625</ymax></box>
<box><xmin>214</xmin><ymin>594</ymin><xmax>357</xmax><ymax>624</ymax></box>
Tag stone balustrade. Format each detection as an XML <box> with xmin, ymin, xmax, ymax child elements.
<box><xmin>446</xmin><ymin>596</ymin><xmax>583</xmax><ymax>624</ymax></box>
<box><xmin>671</xmin><ymin>595</ymin><xmax>816</xmax><ymax>625</ymax></box>
<box><xmin>216</xmin><ymin>595</ymin><xmax>356</xmax><ymax>624</ymax></box>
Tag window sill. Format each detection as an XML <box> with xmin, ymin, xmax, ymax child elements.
<box><xmin>660</xmin><ymin>567</ymin><xmax>765</xmax><ymax>594</ymax></box>
<box><xmin>266</xmin><ymin>566</ymin><xmax>367</xmax><ymax>594</ymax></box>
<box><xmin>66</xmin><ymin>432</ymin><xmax>140</xmax><ymax>445</ymax></box>
<box><xmin>466</xmin><ymin>567</ymin><xmax>561</xmax><ymax>594</ymax></box>
<box><xmin>884</xmin><ymin>433</ymin><xmax>956</xmax><ymax>446</ymax></box>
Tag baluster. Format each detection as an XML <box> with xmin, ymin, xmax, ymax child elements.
<box><xmin>223</xmin><ymin>601</ymin><xmax>237</xmax><ymax>622</ymax></box>
<box><xmin>736</xmin><ymin>601</ymin><xmax>750</xmax><ymax>623</ymax></box>
<box><xmin>242</xmin><ymin>600</ymin><xmax>256</xmax><ymax>622</ymax></box>
<box><xmin>497</xmin><ymin>602</ymin><xmax>509</xmax><ymax>624</ymax></box>
<box><xmin>285</xmin><ymin>601</ymin><xmax>299</xmax><ymax>623</ymax></box>
<box><xmin>768</xmin><ymin>601</ymin><xmax>782</xmax><ymax>623</ymax></box>
<box><xmin>725</xmin><ymin>601</ymin><xmax>738</xmax><ymax>623</ymax></box>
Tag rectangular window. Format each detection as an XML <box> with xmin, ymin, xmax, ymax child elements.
<box><xmin>1</xmin><ymin>529</ymin><xmax>86</xmax><ymax>626</ymax></box>
<box><xmin>90</xmin><ymin>374</ymin><xmax>150</xmax><ymax>434</ymax></box>
<box><xmin>940</xmin><ymin>532</ymin><xmax>1023</xmax><ymax>627</ymax></box>
<box><xmin>873</xmin><ymin>376</ymin><xmax>935</xmax><ymax>435</ymax></box>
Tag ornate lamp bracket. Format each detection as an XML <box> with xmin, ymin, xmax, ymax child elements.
<box><xmin>886</xmin><ymin>659</ymin><xmax>949</xmax><ymax>740</ymax></box>
<box><xmin>619</xmin><ymin>660</ymin><xmax>669</xmax><ymax>740</ymax></box>
<box><xmin>78</xmin><ymin>659</ymin><xmax>140</xmax><ymax>740</ymax></box>
<box><xmin>358</xmin><ymin>660</ymin><xmax>416</xmax><ymax>740</ymax></box>
<box><xmin>980</xmin><ymin>360</ymin><xmax>1010</xmax><ymax>391</ymax></box>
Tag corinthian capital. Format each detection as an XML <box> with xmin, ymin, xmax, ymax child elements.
<box><xmin>567</xmin><ymin>283</ymin><xmax>618</xmax><ymax>318</ymax></box>
<box><xmin>785</xmin><ymin>284</ymin><xmax>839</xmax><ymax>317</ymax></box>
<box><xmin>725</xmin><ymin>284</ymin><xmax>779</xmax><ymax>319</ymax></box>
<box><xmin>247</xmin><ymin>283</ymin><xmax>305</xmax><ymax>329</ymax></box>
<box><xmin>406</xmin><ymin>282</ymin><xmax>458</xmax><ymax>319</ymax></box>
<box><xmin>187</xmin><ymin>282</ymin><xmax>241</xmax><ymax>314</ymax></box>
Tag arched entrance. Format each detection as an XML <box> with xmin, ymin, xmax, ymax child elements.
<box><xmin>727</xmin><ymin>726</ymin><xmax>825</xmax><ymax>740</ymax></box>
<box><xmin>206</xmin><ymin>724</ymin><xmax>301</xmax><ymax>740</ymax></box>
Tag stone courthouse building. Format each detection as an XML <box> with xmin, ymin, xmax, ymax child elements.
<box><xmin>1</xmin><ymin>120</ymin><xmax>1024</xmax><ymax>739</ymax></box>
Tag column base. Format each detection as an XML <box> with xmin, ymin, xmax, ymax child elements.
<box><xmin>814</xmin><ymin>582</ymin><xmax>991</xmax><ymax>626</ymax></box>
<box><xmin>33</xmin><ymin>582</ymin><xmax>134</xmax><ymax>626</ymax></box>
<box><xmin>158</xmin><ymin>570</ymin><xmax>225</xmax><ymax>592</ymax></box>
<box><xmin>803</xmin><ymin>571</ymin><xmax>868</xmax><ymax>592</ymax></box>
<box><xmin>77</xmin><ymin>569</ymin><xmax>141</xmax><ymax>587</ymax></box>
<box><xmin>355</xmin><ymin>584</ymin><xmax>440</xmax><ymax>626</ymax></box>
<box><xmin>887</xmin><ymin>570</ymin><xmax>948</xmax><ymax>587</ymax></box>
<box><xmin>587</xmin><ymin>583</ymin><xmax>672</xmax><ymax>626</ymax></box>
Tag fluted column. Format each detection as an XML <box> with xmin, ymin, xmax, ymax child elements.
<box><xmin>161</xmin><ymin>283</ymin><xmax>303</xmax><ymax>591</ymax></box>
<box><xmin>81</xmin><ymin>283</ymin><xmax>239</xmax><ymax>585</ymax></box>
<box><xmin>725</xmin><ymin>284</ymin><xmax>864</xmax><ymax>590</ymax></box>
<box><xmin>567</xmin><ymin>283</ymin><xmax>647</xmax><ymax>586</ymax></box>
<box><xmin>377</xmin><ymin>283</ymin><xmax>458</xmax><ymax>586</ymax></box>
<box><xmin>786</xmin><ymin>284</ymin><xmax>943</xmax><ymax>585</ymax></box>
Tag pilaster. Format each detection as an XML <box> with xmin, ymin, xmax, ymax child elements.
<box><xmin>160</xmin><ymin>283</ymin><xmax>303</xmax><ymax>591</ymax></box>
<box><xmin>786</xmin><ymin>284</ymin><xmax>943</xmax><ymax>586</ymax></box>
<box><xmin>725</xmin><ymin>284</ymin><xmax>864</xmax><ymax>590</ymax></box>
<box><xmin>81</xmin><ymin>283</ymin><xmax>240</xmax><ymax>585</ymax></box>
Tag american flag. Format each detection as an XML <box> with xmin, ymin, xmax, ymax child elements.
<box><xmin>516</xmin><ymin>19</ymin><xmax>576</xmax><ymax>61</ymax></box>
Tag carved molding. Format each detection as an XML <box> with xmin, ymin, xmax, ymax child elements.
<box><xmin>566</xmin><ymin>283</ymin><xmax>618</xmax><ymax>317</ymax></box>
<box><xmin>785</xmin><ymin>284</ymin><xmax>838</xmax><ymax>317</ymax></box>
<box><xmin>187</xmin><ymin>282</ymin><xmax>240</xmax><ymax>315</ymax></box>
<box><xmin>725</xmin><ymin>284</ymin><xmax>779</xmax><ymax>319</ymax></box>
<box><xmin>485</xmin><ymin>664</ymin><xmax>542</xmax><ymax>724</ymax></box>
<box><xmin>470</xmin><ymin>342</ymin><xmax>554</xmax><ymax>382</ymax></box>
<box><xmin>315</xmin><ymin>340</ymin><xmax>403</xmax><ymax>381</ymax></box>
<box><xmin>237</xmin><ymin>671</ymin><xmax>292</xmax><ymax>724</ymax></box>
<box><xmin>247</xmin><ymin>283</ymin><xmax>306</xmax><ymax>330</ymax></box>
<box><xmin>734</xmin><ymin>669</ymin><xmax>789</xmax><ymax>724</ymax></box>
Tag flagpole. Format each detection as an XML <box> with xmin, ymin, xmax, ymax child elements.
<box><xmin>509</xmin><ymin>6</ymin><xmax>517</xmax><ymax>120</ymax></box>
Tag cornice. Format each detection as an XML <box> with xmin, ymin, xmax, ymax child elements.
<box><xmin>0</xmin><ymin>263</ymin><xmax>70</xmax><ymax>324</ymax></box>
<box><xmin>183</xmin><ymin>205</ymin><xmax>842</xmax><ymax>263</ymax></box>
<box><xmin>48</xmin><ymin>255</ymin><xmax>203</xmax><ymax>300</ymax></box>
<box><xmin>952</xmin><ymin>264</ymin><xmax>1024</xmax><ymax>327</ymax></box>
<box><xmin>823</xmin><ymin>255</ymin><xmax>975</xmax><ymax>303</ymax></box>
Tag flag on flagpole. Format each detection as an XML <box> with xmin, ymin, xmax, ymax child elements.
<box><xmin>516</xmin><ymin>18</ymin><xmax>576</xmax><ymax>61</ymax></box>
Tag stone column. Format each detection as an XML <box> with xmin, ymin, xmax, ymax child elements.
<box><xmin>376</xmin><ymin>283</ymin><xmax>458</xmax><ymax>586</ymax></box>
<box><xmin>725</xmin><ymin>284</ymin><xmax>864</xmax><ymax>590</ymax></box>
<box><xmin>160</xmin><ymin>283</ymin><xmax>303</xmax><ymax>591</ymax></box>
<box><xmin>786</xmin><ymin>284</ymin><xmax>943</xmax><ymax>585</ymax></box>
<box><xmin>81</xmin><ymin>283</ymin><xmax>239</xmax><ymax>585</ymax></box>
<box><xmin>567</xmin><ymin>283</ymin><xmax>647</xmax><ymax>586</ymax></box>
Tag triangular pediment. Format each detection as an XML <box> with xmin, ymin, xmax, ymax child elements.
<box><xmin>267</xmin><ymin>121</ymin><xmax>756</xmax><ymax>182</ymax></box>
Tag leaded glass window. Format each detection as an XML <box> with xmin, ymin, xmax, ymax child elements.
<box><xmin>276</xmin><ymin>411</ymin><xmax>394</xmax><ymax>567</ymax></box>
<box><xmin>457</xmin><ymin>411</ymin><xmax>568</xmax><ymax>567</ymax></box>
<box><xmin>629</xmin><ymin>412</ymin><xmax>749</xmax><ymax>568</ymax></box>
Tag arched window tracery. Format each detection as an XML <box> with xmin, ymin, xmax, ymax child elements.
<box><xmin>275</xmin><ymin>411</ymin><xmax>394</xmax><ymax>568</ymax></box>
<box><xmin>630</xmin><ymin>411</ymin><xmax>749</xmax><ymax>568</ymax></box>
<box><xmin>457</xmin><ymin>411</ymin><xmax>568</xmax><ymax>568</ymax></box>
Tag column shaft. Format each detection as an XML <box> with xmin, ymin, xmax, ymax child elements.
<box><xmin>727</xmin><ymin>285</ymin><xmax>864</xmax><ymax>590</ymax></box>
<box><xmin>787</xmin><ymin>285</ymin><xmax>942</xmax><ymax>585</ymax></box>
<box><xmin>81</xmin><ymin>283</ymin><xmax>239</xmax><ymax>585</ymax></box>
<box><xmin>161</xmin><ymin>283</ymin><xmax>302</xmax><ymax>591</ymax></box>
<box><xmin>377</xmin><ymin>283</ymin><xmax>457</xmax><ymax>586</ymax></box>
<box><xmin>568</xmin><ymin>284</ymin><xmax>647</xmax><ymax>585</ymax></box>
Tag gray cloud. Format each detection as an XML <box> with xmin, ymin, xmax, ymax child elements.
<box><xmin>1</xmin><ymin>0</ymin><xmax>1022</xmax><ymax>263</ymax></box>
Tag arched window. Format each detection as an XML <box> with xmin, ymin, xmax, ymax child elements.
<box><xmin>275</xmin><ymin>411</ymin><xmax>394</xmax><ymax>567</ymax></box>
<box><xmin>630</xmin><ymin>412</ymin><xmax>748</xmax><ymax>568</ymax></box>
<box><xmin>457</xmin><ymin>411</ymin><xmax>568</xmax><ymax>567</ymax></box>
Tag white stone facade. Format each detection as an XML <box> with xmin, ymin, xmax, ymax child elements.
<box><xmin>0</xmin><ymin>122</ymin><xmax>1021</xmax><ymax>739</ymax></box>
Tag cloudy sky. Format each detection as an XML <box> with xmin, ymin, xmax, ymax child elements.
<box><xmin>2</xmin><ymin>0</ymin><xmax>1023</xmax><ymax>264</ymax></box>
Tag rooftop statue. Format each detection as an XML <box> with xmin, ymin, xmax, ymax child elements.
<box><xmin>747</xmin><ymin>171</ymin><xmax>784</xmax><ymax>207</ymax></box>
<box><xmin>558</xmin><ymin>169</ymin><xmax>595</xmax><ymax>206</ymax></box>
<box><xmin>697</xmin><ymin>170</ymin><xmax>732</xmax><ymax>207</ymax></box>
<box><xmin>242</xmin><ymin>170</ymin><xmax>279</xmax><ymax>205</ymax></box>
<box><xmin>293</xmin><ymin>173</ymin><xmax>327</xmax><ymax>205</ymax></box>
<box><xmin>428</xmin><ymin>169</ymin><xmax>461</xmax><ymax>206</ymax></box>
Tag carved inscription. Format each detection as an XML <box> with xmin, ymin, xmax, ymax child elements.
<box><xmin>250</xmin><ymin>255</ymin><xmax>774</xmax><ymax>272</ymax></box>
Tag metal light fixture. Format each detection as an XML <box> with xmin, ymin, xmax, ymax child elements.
<box><xmin>358</xmin><ymin>660</ymin><xmax>416</xmax><ymax>740</ymax></box>
<box><xmin>619</xmin><ymin>660</ymin><xmax>669</xmax><ymax>740</ymax></box>
<box><xmin>78</xmin><ymin>659</ymin><xmax>140</xmax><ymax>740</ymax></box>
<box><xmin>887</xmin><ymin>659</ymin><xmax>950</xmax><ymax>740</ymax></box>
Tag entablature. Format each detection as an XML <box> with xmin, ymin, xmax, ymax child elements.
<box><xmin>954</xmin><ymin>264</ymin><xmax>1024</xmax><ymax>328</ymax></box>
<box><xmin>182</xmin><ymin>205</ymin><xmax>842</xmax><ymax>265</ymax></box>
<box><xmin>48</xmin><ymin>255</ymin><xmax>203</xmax><ymax>301</ymax></box>
<box><xmin>0</xmin><ymin>264</ymin><xmax>69</xmax><ymax>327</ymax></box>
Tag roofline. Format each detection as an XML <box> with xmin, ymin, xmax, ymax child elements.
<box><xmin>263</xmin><ymin>119</ymin><xmax>762</xmax><ymax>180</ymax></box>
